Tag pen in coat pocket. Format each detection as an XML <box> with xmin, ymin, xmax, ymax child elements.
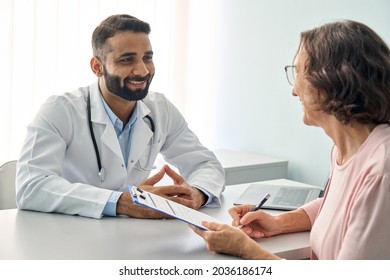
<box><xmin>236</xmin><ymin>193</ymin><xmax>271</xmax><ymax>229</ymax></box>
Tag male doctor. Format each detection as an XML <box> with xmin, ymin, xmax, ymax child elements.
<box><xmin>16</xmin><ymin>14</ymin><xmax>225</xmax><ymax>219</ymax></box>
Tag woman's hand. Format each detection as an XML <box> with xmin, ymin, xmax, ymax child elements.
<box><xmin>190</xmin><ymin>221</ymin><xmax>281</xmax><ymax>260</ymax></box>
<box><xmin>229</xmin><ymin>205</ymin><xmax>283</xmax><ymax>238</ymax></box>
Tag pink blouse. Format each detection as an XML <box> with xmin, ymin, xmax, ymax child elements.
<box><xmin>301</xmin><ymin>124</ymin><xmax>390</xmax><ymax>259</ymax></box>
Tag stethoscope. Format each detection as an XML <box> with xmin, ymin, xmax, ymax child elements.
<box><xmin>87</xmin><ymin>92</ymin><xmax>155</xmax><ymax>182</ymax></box>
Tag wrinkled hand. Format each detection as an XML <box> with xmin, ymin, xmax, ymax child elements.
<box><xmin>190</xmin><ymin>221</ymin><xmax>280</xmax><ymax>260</ymax></box>
<box><xmin>228</xmin><ymin>205</ymin><xmax>282</xmax><ymax>238</ymax></box>
<box><xmin>116</xmin><ymin>165</ymin><xmax>205</xmax><ymax>218</ymax></box>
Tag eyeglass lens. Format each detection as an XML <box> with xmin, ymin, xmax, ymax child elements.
<box><xmin>284</xmin><ymin>65</ymin><xmax>295</xmax><ymax>86</ymax></box>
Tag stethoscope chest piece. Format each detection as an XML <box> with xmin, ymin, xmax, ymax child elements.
<box><xmin>98</xmin><ymin>167</ymin><xmax>106</xmax><ymax>182</ymax></box>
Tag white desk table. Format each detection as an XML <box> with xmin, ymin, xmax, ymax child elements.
<box><xmin>0</xmin><ymin>179</ymin><xmax>311</xmax><ymax>260</ymax></box>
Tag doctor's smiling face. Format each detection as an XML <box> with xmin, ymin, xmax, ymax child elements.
<box><xmin>95</xmin><ymin>31</ymin><xmax>155</xmax><ymax>102</ymax></box>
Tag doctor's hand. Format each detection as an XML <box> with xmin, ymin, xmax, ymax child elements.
<box><xmin>141</xmin><ymin>165</ymin><xmax>206</xmax><ymax>209</ymax></box>
<box><xmin>190</xmin><ymin>221</ymin><xmax>281</xmax><ymax>260</ymax></box>
<box><xmin>160</xmin><ymin>164</ymin><xmax>206</xmax><ymax>210</ymax></box>
<box><xmin>116</xmin><ymin>166</ymin><xmax>190</xmax><ymax>219</ymax></box>
<box><xmin>116</xmin><ymin>166</ymin><xmax>204</xmax><ymax>218</ymax></box>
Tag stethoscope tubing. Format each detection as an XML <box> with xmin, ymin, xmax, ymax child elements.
<box><xmin>87</xmin><ymin>92</ymin><xmax>155</xmax><ymax>182</ymax></box>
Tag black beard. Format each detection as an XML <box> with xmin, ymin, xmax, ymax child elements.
<box><xmin>103</xmin><ymin>66</ymin><xmax>152</xmax><ymax>101</ymax></box>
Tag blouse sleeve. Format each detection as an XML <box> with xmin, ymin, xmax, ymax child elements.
<box><xmin>300</xmin><ymin>198</ymin><xmax>323</xmax><ymax>226</ymax></box>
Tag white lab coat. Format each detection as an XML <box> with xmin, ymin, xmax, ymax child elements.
<box><xmin>16</xmin><ymin>82</ymin><xmax>225</xmax><ymax>218</ymax></box>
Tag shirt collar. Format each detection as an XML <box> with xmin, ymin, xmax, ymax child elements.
<box><xmin>100</xmin><ymin>95</ymin><xmax>139</xmax><ymax>133</ymax></box>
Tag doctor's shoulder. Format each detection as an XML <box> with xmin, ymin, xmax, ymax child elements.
<box><xmin>38</xmin><ymin>88</ymin><xmax>87</xmax><ymax>114</ymax></box>
<box><xmin>142</xmin><ymin>91</ymin><xmax>183</xmax><ymax>117</ymax></box>
<box><xmin>31</xmin><ymin>90</ymin><xmax>87</xmax><ymax>132</ymax></box>
<box><xmin>142</xmin><ymin>91</ymin><xmax>169</xmax><ymax>106</ymax></box>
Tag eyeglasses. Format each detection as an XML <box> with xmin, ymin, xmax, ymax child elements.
<box><xmin>284</xmin><ymin>65</ymin><xmax>296</xmax><ymax>86</ymax></box>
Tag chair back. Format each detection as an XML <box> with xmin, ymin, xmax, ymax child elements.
<box><xmin>0</xmin><ymin>160</ymin><xmax>17</xmax><ymax>210</ymax></box>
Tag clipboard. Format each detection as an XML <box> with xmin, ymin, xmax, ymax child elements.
<box><xmin>129</xmin><ymin>186</ymin><xmax>221</xmax><ymax>230</ymax></box>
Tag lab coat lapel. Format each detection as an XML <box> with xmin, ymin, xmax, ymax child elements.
<box><xmin>89</xmin><ymin>84</ymin><xmax>123</xmax><ymax>160</ymax></box>
<box><xmin>127</xmin><ymin>102</ymin><xmax>153</xmax><ymax>169</ymax></box>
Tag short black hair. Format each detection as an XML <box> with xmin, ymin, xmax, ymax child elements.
<box><xmin>91</xmin><ymin>14</ymin><xmax>151</xmax><ymax>60</ymax></box>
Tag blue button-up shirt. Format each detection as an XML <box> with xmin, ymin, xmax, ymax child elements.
<box><xmin>102</xmin><ymin>96</ymin><xmax>139</xmax><ymax>216</ymax></box>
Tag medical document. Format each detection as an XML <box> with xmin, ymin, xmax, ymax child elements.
<box><xmin>129</xmin><ymin>186</ymin><xmax>221</xmax><ymax>230</ymax></box>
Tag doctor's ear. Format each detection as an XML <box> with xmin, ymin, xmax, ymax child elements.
<box><xmin>90</xmin><ymin>56</ymin><xmax>103</xmax><ymax>77</ymax></box>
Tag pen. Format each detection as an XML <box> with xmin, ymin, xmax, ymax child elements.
<box><xmin>236</xmin><ymin>193</ymin><xmax>271</xmax><ymax>229</ymax></box>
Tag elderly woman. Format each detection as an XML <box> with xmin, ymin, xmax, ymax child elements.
<box><xmin>191</xmin><ymin>20</ymin><xmax>390</xmax><ymax>260</ymax></box>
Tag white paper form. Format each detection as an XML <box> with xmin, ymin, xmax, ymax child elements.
<box><xmin>129</xmin><ymin>186</ymin><xmax>221</xmax><ymax>230</ymax></box>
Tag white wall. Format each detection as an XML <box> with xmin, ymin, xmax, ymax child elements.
<box><xmin>203</xmin><ymin>0</ymin><xmax>390</xmax><ymax>186</ymax></box>
<box><xmin>2</xmin><ymin>0</ymin><xmax>389</xmax><ymax>187</ymax></box>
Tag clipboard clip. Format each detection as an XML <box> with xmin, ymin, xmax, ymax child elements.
<box><xmin>131</xmin><ymin>186</ymin><xmax>146</xmax><ymax>199</ymax></box>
